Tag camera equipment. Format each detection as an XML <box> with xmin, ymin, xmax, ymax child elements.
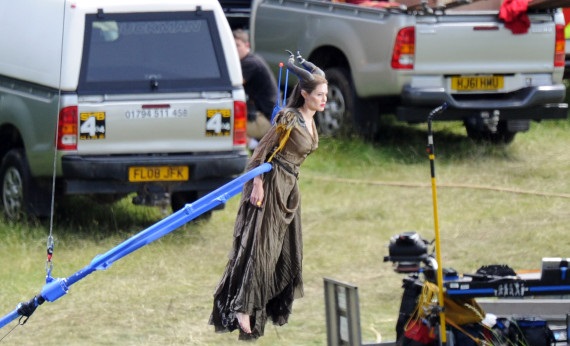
<box><xmin>384</xmin><ymin>231</ymin><xmax>435</xmax><ymax>274</ymax></box>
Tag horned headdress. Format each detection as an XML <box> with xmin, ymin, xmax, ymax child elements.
<box><xmin>271</xmin><ymin>50</ymin><xmax>325</xmax><ymax>123</ymax></box>
<box><xmin>266</xmin><ymin>51</ymin><xmax>325</xmax><ymax>162</ymax></box>
<box><xmin>285</xmin><ymin>50</ymin><xmax>325</xmax><ymax>84</ymax></box>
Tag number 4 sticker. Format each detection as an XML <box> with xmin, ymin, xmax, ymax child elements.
<box><xmin>206</xmin><ymin>109</ymin><xmax>231</xmax><ymax>137</ymax></box>
<box><xmin>79</xmin><ymin>112</ymin><xmax>106</xmax><ymax>140</ymax></box>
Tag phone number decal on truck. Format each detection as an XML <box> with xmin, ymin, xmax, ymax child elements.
<box><xmin>124</xmin><ymin>108</ymin><xmax>189</xmax><ymax>119</ymax></box>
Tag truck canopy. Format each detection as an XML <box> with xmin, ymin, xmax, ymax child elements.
<box><xmin>0</xmin><ymin>0</ymin><xmax>242</xmax><ymax>91</ymax></box>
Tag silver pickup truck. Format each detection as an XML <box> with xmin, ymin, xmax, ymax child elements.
<box><xmin>250</xmin><ymin>0</ymin><xmax>568</xmax><ymax>143</ymax></box>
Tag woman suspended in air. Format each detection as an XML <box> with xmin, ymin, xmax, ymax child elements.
<box><xmin>209</xmin><ymin>51</ymin><xmax>328</xmax><ymax>340</ymax></box>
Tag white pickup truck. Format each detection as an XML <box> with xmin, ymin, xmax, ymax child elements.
<box><xmin>0</xmin><ymin>0</ymin><xmax>248</xmax><ymax>220</ymax></box>
<box><xmin>250</xmin><ymin>0</ymin><xmax>568</xmax><ymax>143</ymax></box>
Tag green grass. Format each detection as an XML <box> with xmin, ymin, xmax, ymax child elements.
<box><xmin>2</xmin><ymin>118</ymin><xmax>570</xmax><ymax>345</ymax></box>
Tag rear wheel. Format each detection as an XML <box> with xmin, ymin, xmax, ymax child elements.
<box><xmin>317</xmin><ymin>67</ymin><xmax>354</xmax><ymax>136</ymax></box>
<box><xmin>0</xmin><ymin>149</ymin><xmax>49</xmax><ymax>220</ymax></box>
<box><xmin>464</xmin><ymin>118</ymin><xmax>517</xmax><ymax>144</ymax></box>
<box><xmin>317</xmin><ymin>67</ymin><xmax>379</xmax><ymax>138</ymax></box>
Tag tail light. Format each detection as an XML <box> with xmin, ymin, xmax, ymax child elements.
<box><xmin>233</xmin><ymin>100</ymin><xmax>247</xmax><ymax>146</ymax></box>
<box><xmin>57</xmin><ymin>106</ymin><xmax>78</xmax><ymax>150</ymax></box>
<box><xmin>392</xmin><ymin>26</ymin><xmax>415</xmax><ymax>70</ymax></box>
<box><xmin>554</xmin><ymin>23</ymin><xmax>565</xmax><ymax>68</ymax></box>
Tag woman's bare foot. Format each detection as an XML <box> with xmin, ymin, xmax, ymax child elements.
<box><xmin>236</xmin><ymin>312</ymin><xmax>251</xmax><ymax>334</ymax></box>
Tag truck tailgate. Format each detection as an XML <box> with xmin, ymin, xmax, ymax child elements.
<box><xmin>76</xmin><ymin>94</ymin><xmax>237</xmax><ymax>154</ymax></box>
<box><xmin>414</xmin><ymin>13</ymin><xmax>556</xmax><ymax>75</ymax></box>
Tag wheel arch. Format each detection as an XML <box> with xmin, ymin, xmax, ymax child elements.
<box><xmin>0</xmin><ymin>124</ymin><xmax>25</xmax><ymax>162</ymax></box>
<box><xmin>307</xmin><ymin>46</ymin><xmax>351</xmax><ymax>76</ymax></box>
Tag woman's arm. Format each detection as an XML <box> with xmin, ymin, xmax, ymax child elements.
<box><xmin>249</xmin><ymin>175</ymin><xmax>265</xmax><ymax>207</ymax></box>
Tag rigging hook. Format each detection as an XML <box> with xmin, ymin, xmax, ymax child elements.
<box><xmin>46</xmin><ymin>235</ymin><xmax>54</xmax><ymax>280</ymax></box>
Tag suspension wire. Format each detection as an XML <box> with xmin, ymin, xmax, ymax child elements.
<box><xmin>0</xmin><ymin>311</ymin><xmax>33</xmax><ymax>342</ymax></box>
<box><xmin>46</xmin><ymin>0</ymin><xmax>69</xmax><ymax>279</ymax></box>
<box><xmin>0</xmin><ymin>322</ymin><xmax>20</xmax><ymax>342</ymax></box>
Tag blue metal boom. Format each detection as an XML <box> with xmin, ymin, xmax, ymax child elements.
<box><xmin>0</xmin><ymin>163</ymin><xmax>272</xmax><ymax>329</ymax></box>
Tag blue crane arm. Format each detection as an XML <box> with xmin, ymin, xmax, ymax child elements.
<box><xmin>0</xmin><ymin>163</ymin><xmax>272</xmax><ymax>330</ymax></box>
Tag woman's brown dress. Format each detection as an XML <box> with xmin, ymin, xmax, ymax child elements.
<box><xmin>209</xmin><ymin>108</ymin><xmax>318</xmax><ymax>340</ymax></box>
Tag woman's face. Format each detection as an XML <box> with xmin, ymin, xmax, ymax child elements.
<box><xmin>303</xmin><ymin>83</ymin><xmax>328</xmax><ymax>112</ymax></box>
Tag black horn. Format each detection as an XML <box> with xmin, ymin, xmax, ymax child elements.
<box><xmin>296</xmin><ymin>51</ymin><xmax>325</xmax><ymax>77</ymax></box>
<box><xmin>285</xmin><ymin>50</ymin><xmax>314</xmax><ymax>82</ymax></box>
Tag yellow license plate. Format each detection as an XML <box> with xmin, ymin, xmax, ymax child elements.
<box><xmin>128</xmin><ymin>166</ymin><xmax>189</xmax><ymax>182</ymax></box>
<box><xmin>451</xmin><ymin>75</ymin><xmax>504</xmax><ymax>91</ymax></box>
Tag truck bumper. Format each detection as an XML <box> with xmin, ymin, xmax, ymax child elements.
<box><xmin>60</xmin><ymin>151</ymin><xmax>249</xmax><ymax>195</ymax></box>
<box><xmin>397</xmin><ymin>85</ymin><xmax>568</xmax><ymax>123</ymax></box>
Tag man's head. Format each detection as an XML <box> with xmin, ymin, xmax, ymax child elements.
<box><xmin>233</xmin><ymin>29</ymin><xmax>250</xmax><ymax>60</ymax></box>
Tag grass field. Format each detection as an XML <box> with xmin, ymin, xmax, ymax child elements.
<box><xmin>1</xmin><ymin>117</ymin><xmax>570</xmax><ymax>345</ymax></box>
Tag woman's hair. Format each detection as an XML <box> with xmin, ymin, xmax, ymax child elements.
<box><xmin>286</xmin><ymin>74</ymin><xmax>328</xmax><ymax>109</ymax></box>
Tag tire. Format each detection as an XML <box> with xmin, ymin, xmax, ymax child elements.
<box><xmin>0</xmin><ymin>149</ymin><xmax>49</xmax><ymax>220</ymax></box>
<box><xmin>317</xmin><ymin>67</ymin><xmax>379</xmax><ymax>138</ymax></box>
<box><xmin>464</xmin><ymin>118</ymin><xmax>516</xmax><ymax>144</ymax></box>
<box><xmin>317</xmin><ymin>68</ymin><xmax>355</xmax><ymax>137</ymax></box>
<box><xmin>170</xmin><ymin>191</ymin><xmax>212</xmax><ymax>221</ymax></box>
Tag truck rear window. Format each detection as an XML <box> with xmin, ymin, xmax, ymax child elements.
<box><xmin>78</xmin><ymin>11</ymin><xmax>231</xmax><ymax>94</ymax></box>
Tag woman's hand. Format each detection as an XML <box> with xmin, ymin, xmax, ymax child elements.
<box><xmin>250</xmin><ymin>176</ymin><xmax>264</xmax><ymax>208</ymax></box>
